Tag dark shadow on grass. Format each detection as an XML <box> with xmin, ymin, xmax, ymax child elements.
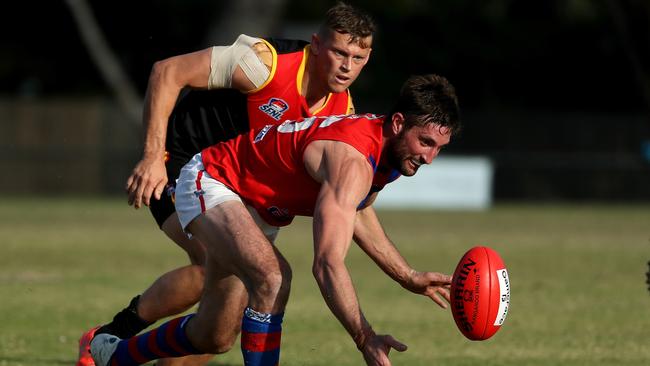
<box><xmin>156</xmin><ymin>361</ymin><xmax>239</xmax><ymax>366</ymax></box>
<box><xmin>0</xmin><ymin>357</ymin><xmax>239</xmax><ymax>366</ymax></box>
<box><xmin>0</xmin><ymin>356</ymin><xmax>72</xmax><ymax>365</ymax></box>
<box><xmin>163</xmin><ymin>362</ymin><xmax>238</xmax><ymax>366</ymax></box>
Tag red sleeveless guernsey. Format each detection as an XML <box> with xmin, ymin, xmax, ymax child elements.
<box><xmin>200</xmin><ymin>114</ymin><xmax>399</xmax><ymax>226</ymax></box>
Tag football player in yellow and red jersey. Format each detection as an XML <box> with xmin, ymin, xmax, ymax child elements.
<box><xmin>90</xmin><ymin>74</ymin><xmax>461</xmax><ymax>366</ymax></box>
<box><xmin>76</xmin><ymin>3</ymin><xmax>375</xmax><ymax>366</ymax></box>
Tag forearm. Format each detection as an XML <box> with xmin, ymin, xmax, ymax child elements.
<box><xmin>141</xmin><ymin>49</ymin><xmax>212</xmax><ymax>158</ymax></box>
<box><xmin>312</xmin><ymin>259</ymin><xmax>375</xmax><ymax>349</ymax></box>
<box><xmin>353</xmin><ymin>207</ymin><xmax>413</xmax><ymax>285</ymax></box>
<box><xmin>140</xmin><ymin>61</ymin><xmax>180</xmax><ymax>158</ymax></box>
<box><xmin>313</xmin><ymin>195</ymin><xmax>374</xmax><ymax>349</ymax></box>
<box><xmin>306</xmin><ymin>139</ymin><xmax>378</xmax><ymax>350</ymax></box>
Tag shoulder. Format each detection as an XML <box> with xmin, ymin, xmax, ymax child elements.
<box><xmin>303</xmin><ymin>139</ymin><xmax>373</xmax><ymax>185</ymax></box>
<box><xmin>245</xmin><ymin>37</ymin><xmax>309</xmax><ymax>78</ymax></box>
<box><xmin>262</xmin><ymin>38</ymin><xmax>309</xmax><ymax>54</ymax></box>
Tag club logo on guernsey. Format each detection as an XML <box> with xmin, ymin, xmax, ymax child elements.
<box><xmin>259</xmin><ymin>98</ymin><xmax>289</xmax><ymax>121</ymax></box>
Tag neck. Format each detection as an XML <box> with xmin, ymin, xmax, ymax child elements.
<box><xmin>378</xmin><ymin>120</ymin><xmax>391</xmax><ymax>172</ymax></box>
<box><xmin>303</xmin><ymin>52</ymin><xmax>328</xmax><ymax>111</ymax></box>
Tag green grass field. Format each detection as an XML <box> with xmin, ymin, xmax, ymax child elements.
<box><xmin>1</xmin><ymin>198</ymin><xmax>648</xmax><ymax>365</ymax></box>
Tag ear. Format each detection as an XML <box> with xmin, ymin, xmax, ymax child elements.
<box><xmin>390</xmin><ymin>113</ymin><xmax>405</xmax><ymax>135</ymax></box>
<box><xmin>310</xmin><ymin>33</ymin><xmax>320</xmax><ymax>56</ymax></box>
<box><xmin>361</xmin><ymin>48</ymin><xmax>372</xmax><ymax>66</ymax></box>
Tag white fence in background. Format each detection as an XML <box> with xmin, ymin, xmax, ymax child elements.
<box><xmin>374</xmin><ymin>156</ymin><xmax>493</xmax><ymax>210</ymax></box>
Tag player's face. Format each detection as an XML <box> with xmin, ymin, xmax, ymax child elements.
<box><xmin>313</xmin><ymin>31</ymin><xmax>372</xmax><ymax>93</ymax></box>
<box><xmin>385</xmin><ymin>118</ymin><xmax>452</xmax><ymax>177</ymax></box>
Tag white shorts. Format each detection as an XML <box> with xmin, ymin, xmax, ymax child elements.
<box><xmin>175</xmin><ymin>153</ymin><xmax>279</xmax><ymax>242</ymax></box>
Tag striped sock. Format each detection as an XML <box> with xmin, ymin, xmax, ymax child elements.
<box><xmin>110</xmin><ymin>314</ymin><xmax>199</xmax><ymax>366</ymax></box>
<box><xmin>241</xmin><ymin>307</ymin><xmax>283</xmax><ymax>366</ymax></box>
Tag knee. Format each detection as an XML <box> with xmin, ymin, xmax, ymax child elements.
<box><xmin>192</xmin><ymin>330</ymin><xmax>238</xmax><ymax>354</ymax></box>
<box><xmin>253</xmin><ymin>264</ymin><xmax>292</xmax><ymax>302</ymax></box>
<box><xmin>206</xmin><ymin>335</ymin><xmax>236</xmax><ymax>354</ymax></box>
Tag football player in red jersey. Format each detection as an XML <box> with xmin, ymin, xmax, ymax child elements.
<box><xmin>77</xmin><ymin>3</ymin><xmax>376</xmax><ymax>366</ymax></box>
<box><xmin>90</xmin><ymin>74</ymin><xmax>461</xmax><ymax>366</ymax></box>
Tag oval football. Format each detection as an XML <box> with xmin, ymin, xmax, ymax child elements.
<box><xmin>450</xmin><ymin>246</ymin><xmax>510</xmax><ymax>340</ymax></box>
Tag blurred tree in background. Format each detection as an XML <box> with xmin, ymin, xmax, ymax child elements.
<box><xmin>1</xmin><ymin>0</ymin><xmax>648</xmax><ymax>200</ymax></box>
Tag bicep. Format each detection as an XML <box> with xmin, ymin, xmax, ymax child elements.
<box><xmin>153</xmin><ymin>48</ymin><xmax>212</xmax><ymax>90</ymax></box>
<box><xmin>308</xmin><ymin>141</ymin><xmax>373</xmax><ymax>257</ymax></box>
<box><xmin>306</xmin><ymin>140</ymin><xmax>373</xmax><ymax>210</ymax></box>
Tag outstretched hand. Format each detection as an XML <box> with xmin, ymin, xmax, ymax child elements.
<box><xmin>402</xmin><ymin>270</ymin><xmax>452</xmax><ymax>308</ymax></box>
<box><xmin>126</xmin><ymin>156</ymin><xmax>167</xmax><ymax>209</ymax></box>
<box><xmin>361</xmin><ymin>333</ymin><xmax>407</xmax><ymax>366</ymax></box>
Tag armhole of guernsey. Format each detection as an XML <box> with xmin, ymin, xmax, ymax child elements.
<box><xmin>246</xmin><ymin>39</ymin><xmax>277</xmax><ymax>94</ymax></box>
<box><xmin>295</xmin><ymin>45</ymin><xmax>309</xmax><ymax>98</ymax></box>
<box><xmin>346</xmin><ymin>90</ymin><xmax>354</xmax><ymax>114</ymax></box>
<box><xmin>306</xmin><ymin>44</ymin><xmax>333</xmax><ymax>115</ymax></box>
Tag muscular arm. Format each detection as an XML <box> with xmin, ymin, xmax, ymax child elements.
<box><xmin>353</xmin><ymin>202</ymin><xmax>412</xmax><ymax>284</ymax></box>
<box><xmin>142</xmin><ymin>49</ymin><xmax>212</xmax><ymax>157</ymax></box>
<box><xmin>353</xmin><ymin>203</ymin><xmax>452</xmax><ymax>308</ymax></box>
<box><xmin>127</xmin><ymin>42</ymin><xmax>263</xmax><ymax>208</ymax></box>
<box><xmin>304</xmin><ymin>141</ymin><xmax>406</xmax><ymax>365</ymax></box>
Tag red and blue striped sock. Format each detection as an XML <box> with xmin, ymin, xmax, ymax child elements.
<box><xmin>241</xmin><ymin>307</ymin><xmax>283</xmax><ymax>366</ymax></box>
<box><xmin>109</xmin><ymin>314</ymin><xmax>199</xmax><ymax>366</ymax></box>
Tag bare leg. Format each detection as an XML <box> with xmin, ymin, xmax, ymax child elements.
<box><xmin>137</xmin><ymin>213</ymin><xmax>207</xmax><ymax>323</ymax></box>
<box><xmin>140</xmin><ymin>213</ymin><xmax>214</xmax><ymax>366</ymax></box>
<box><xmin>185</xmin><ymin>201</ymin><xmax>292</xmax><ymax>353</ymax></box>
<box><xmin>155</xmin><ymin>354</ymin><xmax>215</xmax><ymax>366</ymax></box>
<box><xmin>88</xmin><ymin>201</ymin><xmax>290</xmax><ymax>366</ymax></box>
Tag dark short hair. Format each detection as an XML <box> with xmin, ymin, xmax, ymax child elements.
<box><xmin>319</xmin><ymin>2</ymin><xmax>376</xmax><ymax>48</ymax></box>
<box><xmin>389</xmin><ymin>74</ymin><xmax>462</xmax><ymax>135</ymax></box>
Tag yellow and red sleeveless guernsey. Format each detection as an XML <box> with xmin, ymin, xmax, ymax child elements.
<box><xmin>165</xmin><ymin>39</ymin><xmax>352</xmax><ymax>165</ymax></box>
<box><xmin>200</xmin><ymin>114</ymin><xmax>394</xmax><ymax>226</ymax></box>
<box><xmin>246</xmin><ymin>39</ymin><xmax>352</xmax><ymax>130</ymax></box>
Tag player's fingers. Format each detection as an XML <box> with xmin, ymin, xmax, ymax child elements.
<box><xmin>133</xmin><ymin>178</ymin><xmax>147</xmax><ymax>209</ymax></box>
<box><xmin>153</xmin><ymin>183</ymin><xmax>165</xmax><ymax>201</ymax></box>
<box><xmin>126</xmin><ymin>174</ymin><xmax>142</xmax><ymax>197</ymax></box>
<box><xmin>143</xmin><ymin>174</ymin><xmax>165</xmax><ymax>206</ymax></box>
<box><xmin>430</xmin><ymin>290</ymin><xmax>449</xmax><ymax>309</ymax></box>
<box><xmin>439</xmin><ymin>286</ymin><xmax>451</xmax><ymax>303</ymax></box>
<box><xmin>127</xmin><ymin>175</ymin><xmax>144</xmax><ymax>206</ymax></box>
<box><xmin>125</xmin><ymin>174</ymin><xmax>135</xmax><ymax>192</ymax></box>
<box><xmin>384</xmin><ymin>335</ymin><xmax>407</xmax><ymax>352</ymax></box>
<box><xmin>143</xmin><ymin>177</ymin><xmax>166</xmax><ymax>206</ymax></box>
<box><xmin>426</xmin><ymin>272</ymin><xmax>452</xmax><ymax>286</ymax></box>
<box><xmin>142</xmin><ymin>184</ymin><xmax>155</xmax><ymax>207</ymax></box>
<box><xmin>127</xmin><ymin>179</ymin><xmax>140</xmax><ymax>206</ymax></box>
<box><xmin>438</xmin><ymin>273</ymin><xmax>452</xmax><ymax>284</ymax></box>
<box><xmin>153</xmin><ymin>176</ymin><xmax>168</xmax><ymax>201</ymax></box>
<box><xmin>127</xmin><ymin>189</ymin><xmax>136</xmax><ymax>206</ymax></box>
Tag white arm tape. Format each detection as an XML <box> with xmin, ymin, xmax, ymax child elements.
<box><xmin>208</xmin><ymin>34</ymin><xmax>270</xmax><ymax>89</ymax></box>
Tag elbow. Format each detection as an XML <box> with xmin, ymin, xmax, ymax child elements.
<box><xmin>312</xmin><ymin>258</ymin><xmax>327</xmax><ymax>284</ymax></box>
<box><xmin>149</xmin><ymin>59</ymin><xmax>168</xmax><ymax>79</ymax></box>
<box><xmin>312</xmin><ymin>256</ymin><xmax>344</xmax><ymax>287</ymax></box>
<box><xmin>312</xmin><ymin>257</ymin><xmax>333</xmax><ymax>285</ymax></box>
<box><xmin>149</xmin><ymin>58</ymin><xmax>179</xmax><ymax>88</ymax></box>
